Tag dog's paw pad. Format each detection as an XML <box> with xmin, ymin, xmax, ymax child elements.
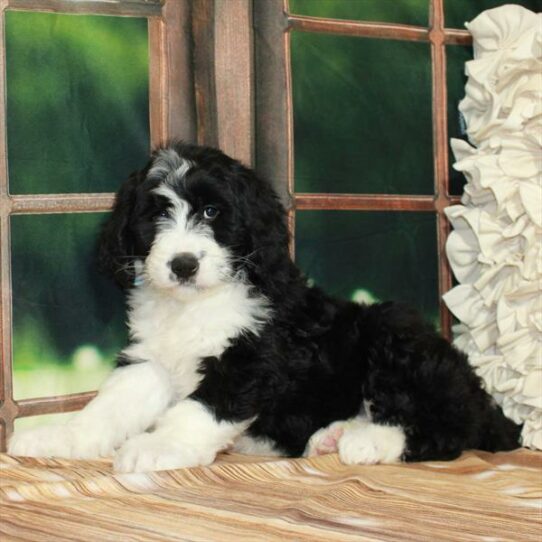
<box><xmin>304</xmin><ymin>422</ymin><xmax>346</xmax><ymax>457</ymax></box>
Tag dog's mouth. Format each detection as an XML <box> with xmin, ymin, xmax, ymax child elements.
<box><xmin>167</xmin><ymin>270</ymin><xmax>218</xmax><ymax>297</ymax></box>
<box><xmin>170</xmin><ymin>274</ymin><xmax>197</xmax><ymax>287</ymax></box>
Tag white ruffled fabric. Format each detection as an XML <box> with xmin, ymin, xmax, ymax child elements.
<box><xmin>443</xmin><ymin>5</ymin><xmax>542</xmax><ymax>450</ymax></box>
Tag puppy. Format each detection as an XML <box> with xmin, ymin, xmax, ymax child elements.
<box><xmin>9</xmin><ymin>142</ymin><xmax>522</xmax><ymax>472</ymax></box>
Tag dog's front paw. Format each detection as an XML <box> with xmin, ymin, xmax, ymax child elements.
<box><xmin>338</xmin><ymin>423</ymin><xmax>406</xmax><ymax>465</ymax></box>
<box><xmin>8</xmin><ymin>424</ymin><xmax>116</xmax><ymax>459</ymax></box>
<box><xmin>114</xmin><ymin>433</ymin><xmax>214</xmax><ymax>473</ymax></box>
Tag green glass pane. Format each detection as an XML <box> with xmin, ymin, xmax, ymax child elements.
<box><xmin>445</xmin><ymin>0</ymin><xmax>540</xmax><ymax>28</ymax></box>
<box><xmin>292</xmin><ymin>33</ymin><xmax>433</xmax><ymax>194</ymax></box>
<box><xmin>15</xmin><ymin>412</ymin><xmax>73</xmax><ymax>431</ymax></box>
<box><xmin>447</xmin><ymin>44</ymin><xmax>473</xmax><ymax>196</ymax></box>
<box><xmin>295</xmin><ymin>211</ymin><xmax>439</xmax><ymax>325</ymax></box>
<box><xmin>289</xmin><ymin>0</ymin><xmax>429</xmax><ymax>26</ymax></box>
<box><xmin>6</xmin><ymin>11</ymin><xmax>149</xmax><ymax>194</ymax></box>
<box><xmin>11</xmin><ymin>213</ymin><xmax>126</xmax><ymax>399</ymax></box>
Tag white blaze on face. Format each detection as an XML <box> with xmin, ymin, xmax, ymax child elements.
<box><xmin>147</xmin><ymin>149</ymin><xmax>193</xmax><ymax>184</ymax></box>
<box><xmin>144</xmin><ymin>182</ymin><xmax>232</xmax><ymax>298</ymax></box>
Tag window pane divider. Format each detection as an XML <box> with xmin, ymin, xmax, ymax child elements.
<box><xmin>430</xmin><ymin>0</ymin><xmax>453</xmax><ymax>339</ymax></box>
<box><xmin>0</xmin><ymin>1</ymin><xmax>14</xmax><ymax>450</ymax></box>
<box><xmin>5</xmin><ymin>0</ymin><xmax>162</xmax><ymax>17</ymax></box>
<box><xmin>8</xmin><ymin>193</ymin><xmax>115</xmax><ymax>214</ymax></box>
<box><xmin>16</xmin><ymin>392</ymin><xmax>97</xmax><ymax>418</ymax></box>
<box><xmin>0</xmin><ymin>0</ymin><xmax>198</xmax><ymax>448</ymax></box>
<box><xmin>295</xmin><ymin>193</ymin><xmax>460</xmax><ymax>212</ymax></box>
<box><xmin>255</xmin><ymin>0</ymin><xmax>466</xmax><ymax>303</ymax></box>
<box><xmin>288</xmin><ymin>14</ymin><xmax>430</xmax><ymax>42</ymax></box>
<box><xmin>288</xmin><ymin>14</ymin><xmax>472</xmax><ymax>45</ymax></box>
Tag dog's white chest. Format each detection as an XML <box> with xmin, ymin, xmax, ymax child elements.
<box><xmin>122</xmin><ymin>283</ymin><xmax>269</xmax><ymax>397</ymax></box>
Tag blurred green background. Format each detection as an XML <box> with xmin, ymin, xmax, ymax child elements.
<box><xmin>5</xmin><ymin>1</ymin><xmax>538</xmax><ymax>416</ymax></box>
<box><xmin>6</xmin><ymin>12</ymin><xmax>149</xmax><ymax>404</ymax></box>
<box><xmin>290</xmin><ymin>0</ymin><xmax>538</xmax><ymax>326</ymax></box>
<box><xmin>7</xmin><ymin>12</ymin><xmax>150</xmax><ymax>194</ymax></box>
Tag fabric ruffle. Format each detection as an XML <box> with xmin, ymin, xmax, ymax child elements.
<box><xmin>444</xmin><ymin>5</ymin><xmax>542</xmax><ymax>450</ymax></box>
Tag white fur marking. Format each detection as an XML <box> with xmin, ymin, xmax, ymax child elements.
<box><xmin>8</xmin><ymin>362</ymin><xmax>173</xmax><ymax>459</ymax></box>
<box><xmin>114</xmin><ymin>399</ymin><xmax>249</xmax><ymax>472</ymax></box>
<box><xmin>233</xmin><ymin>435</ymin><xmax>281</xmax><ymax>456</ymax></box>
<box><xmin>146</xmin><ymin>183</ymin><xmax>230</xmax><ymax>296</ymax></box>
<box><xmin>152</xmin><ymin>184</ymin><xmax>191</xmax><ymax>225</ymax></box>
<box><xmin>125</xmin><ymin>282</ymin><xmax>270</xmax><ymax>398</ymax></box>
<box><xmin>338</xmin><ymin>419</ymin><xmax>406</xmax><ymax>465</ymax></box>
<box><xmin>148</xmin><ymin>149</ymin><xmax>193</xmax><ymax>185</ymax></box>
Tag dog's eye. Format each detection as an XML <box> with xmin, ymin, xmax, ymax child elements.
<box><xmin>202</xmin><ymin>206</ymin><xmax>219</xmax><ymax>220</ymax></box>
<box><xmin>155</xmin><ymin>209</ymin><xmax>169</xmax><ymax>220</ymax></box>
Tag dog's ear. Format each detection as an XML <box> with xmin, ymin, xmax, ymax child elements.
<box><xmin>235</xmin><ymin>166</ymin><xmax>298</xmax><ymax>298</ymax></box>
<box><xmin>244</xmin><ymin>177</ymin><xmax>289</xmax><ymax>255</ymax></box>
<box><xmin>98</xmin><ymin>170</ymin><xmax>143</xmax><ymax>288</ymax></box>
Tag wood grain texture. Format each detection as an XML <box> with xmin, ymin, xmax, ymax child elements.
<box><xmin>149</xmin><ymin>0</ymin><xmax>196</xmax><ymax>147</ymax></box>
<box><xmin>9</xmin><ymin>193</ymin><xmax>115</xmax><ymax>214</ymax></box>
<box><xmin>430</xmin><ymin>0</ymin><xmax>454</xmax><ymax>340</ymax></box>
<box><xmin>0</xmin><ymin>450</ymin><xmax>540</xmax><ymax>541</ymax></box>
<box><xmin>444</xmin><ymin>28</ymin><xmax>473</xmax><ymax>45</ymax></box>
<box><xmin>0</xmin><ymin>2</ymin><xmax>13</xmax><ymax>429</ymax></box>
<box><xmin>16</xmin><ymin>392</ymin><xmax>96</xmax><ymax>417</ymax></box>
<box><xmin>295</xmin><ymin>194</ymin><xmax>444</xmax><ymax>212</ymax></box>
<box><xmin>214</xmin><ymin>0</ymin><xmax>253</xmax><ymax>166</ymax></box>
<box><xmin>6</xmin><ymin>0</ymin><xmax>163</xmax><ymax>17</ymax></box>
<box><xmin>288</xmin><ymin>15</ymin><xmax>430</xmax><ymax>42</ymax></box>
<box><xmin>288</xmin><ymin>15</ymin><xmax>473</xmax><ymax>46</ymax></box>
<box><xmin>192</xmin><ymin>0</ymin><xmax>219</xmax><ymax>149</ymax></box>
<box><xmin>253</xmin><ymin>0</ymin><xmax>293</xmax><ymax>208</ymax></box>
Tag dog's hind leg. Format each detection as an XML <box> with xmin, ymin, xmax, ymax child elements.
<box><xmin>304</xmin><ymin>417</ymin><xmax>406</xmax><ymax>464</ymax></box>
<box><xmin>337</xmin><ymin>419</ymin><xmax>406</xmax><ymax>464</ymax></box>
<box><xmin>304</xmin><ymin>421</ymin><xmax>346</xmax><ymax>457</ymax></box>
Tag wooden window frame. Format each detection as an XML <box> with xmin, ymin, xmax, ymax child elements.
<box><xmin>0</xmin><ymin>0</ymin><xmax>192</xmax><ymax>448</ymax></box>
<box><xmin>0</xmin><ymin>0</ymin><xmax>471</xmax><ymax>449</ymax></box>
<box><xmin>0</xmin><ymin>0</ymin><xmax>255</xmax><ymax>449</ymax></box>
<box><xmin>254</xmin><ymin>0</ymin><xmax>471</xmax><ymax>337</ymax></box>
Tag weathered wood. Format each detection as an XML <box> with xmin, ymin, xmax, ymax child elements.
<box><xmin>430</xmin><ymin>0</ymin><xmax>453</xmax><ymax>339</ymax></box>
<box><xmin>288</xmin><ymin>14</ymin><xmax>473</xmax><ymax>46</ymax></box>
<box><xmin>0</xmin><ymin>2</ymin><xmax>13</xmax><ymax>439</ymax></box>
<box><xmin>6</xmin><ymin>0</ymin><xmax>162</xmax><ymax>17</ymax></box>
<box><xmin>289</xmin><ymin>14</ymin><xmax>429</xmax><ymax>42</ymax></box>
<box><xmin>149</xmin><ymin>0</ymin><xmax>196</xmax><ymax>147</ymax></box>
<box><xmin>295</xmin><ymin>194</ymin><xmax>446</xmax><ymax>212</ymax></box>
<box><xmin>444</xmin><ymin>28</ymin><xmax>472</xmax><ymax>45</ymax></box>
<box><xmin>214</xmin><ymin>0</ymin><xmax>253</xmax><ymax>166</ymax></box>
<box><xmin>10</xmin><ymin>193</ymin><xmax>115</xmax><ymax>214</ymax></box>
<box><xmin>253</xmin><ymin>0</ymin><xmax>292</xmax><ymax>207</ymax></box>
<box><xmin>17</xmin><ymin>392</ymin><xmax>97</xmax><ymax>417</ymax></box>
<box><xmin>192</xmin><ymin>0</ymin><xmax>219</xmax><ymax>149</ymax></box>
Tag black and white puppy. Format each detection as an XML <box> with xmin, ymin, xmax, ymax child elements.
<box><xmin>9</xmin><ymin>142</ymin><xmax>522</xmax><ymax>472</ymax></box>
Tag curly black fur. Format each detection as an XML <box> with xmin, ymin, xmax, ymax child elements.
<box><xmin>100</xmin><ymin>141</ymin><xmax>522</xmax><ymax>462</ymax></box>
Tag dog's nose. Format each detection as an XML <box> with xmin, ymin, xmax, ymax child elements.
<box><xmin>170</xmin><ymin>253</ymin><xmax>199</xmax><ymax>280</ymax></box>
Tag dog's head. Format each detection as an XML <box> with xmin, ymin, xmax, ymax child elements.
<box><xmin>99</xmin><ymin>142</ymin><xmax>291</xmax><ymax>300</ymax></box>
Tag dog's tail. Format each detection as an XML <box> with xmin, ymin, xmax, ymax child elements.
<box><xmin>478</xmin><ymin>403</ymin><xmax>522</xmax><ymax>452</ymax></box>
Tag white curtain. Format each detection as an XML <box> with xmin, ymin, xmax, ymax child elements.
<box><xmin>444</xmin><ymin>5</ymin><xmax>542</xmax><ymax>450</ymax></box>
